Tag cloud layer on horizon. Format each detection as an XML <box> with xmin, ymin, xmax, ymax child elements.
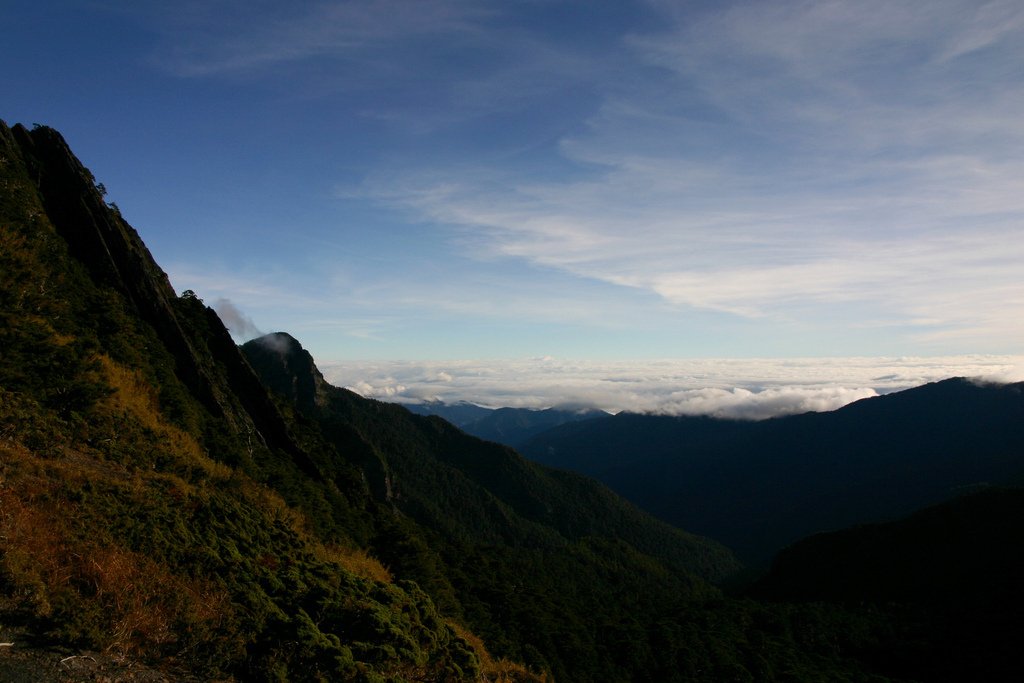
<box><xmin>319</xmin><ymin>355</ymin><xmax>1024</xmax><ymax>420</ymax></box>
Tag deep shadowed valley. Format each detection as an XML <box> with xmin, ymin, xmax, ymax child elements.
<box><xmin>519</xmin><ymin>380</ymin><xmax>1024</xmax><ymax>565</ymax></box>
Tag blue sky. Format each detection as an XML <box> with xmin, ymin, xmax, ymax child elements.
<box><xmin>6</xmin><ymin>0</ymin><xmax>1024</xmax><ymax>367</ymax></box>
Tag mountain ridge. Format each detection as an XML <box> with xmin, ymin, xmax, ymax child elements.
<box><xmin>522</xmin><ymin>375</ymin><xmax>1024</xmax><ymax>564</ymax></box>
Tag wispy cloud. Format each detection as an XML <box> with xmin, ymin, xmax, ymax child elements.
<box><xmin>149</xmin><ymin>0</ymin><xmax>492</xmax><ymax>78</ymax></box>
<box><xmin>213</xmin><ymin>297</ymin><xmax>264</xmax><ymax>341</ymax></box>
<box><xmin>349</xmin><ymin>0</ymin><xmax>1024</xmax><ymax>351</ymax></box>
<box><xmin>135</xmin><ymin>0</ymin><xmax>1024</xmax><ymax>356</ymax></box>
<box><xmin>145</xmin><ymin>0</ymin><xmax>606</xmax><ymax>132</ymax></box>
<box><xmin>319</xmin><ymin>355</ymin><xmax>1024</xmax><ymax>418</ymax></box>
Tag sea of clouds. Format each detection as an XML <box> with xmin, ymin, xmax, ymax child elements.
<box><xmin>317</xmin><ymin>356</ymin><xmax>1024</xmax><ymax>420</ymax></box>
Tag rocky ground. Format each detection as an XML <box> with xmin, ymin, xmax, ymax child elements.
<box><xmin>0</xmin><ymin>621</ymin><xmax>206</xmax><ymax>683</ymax></box>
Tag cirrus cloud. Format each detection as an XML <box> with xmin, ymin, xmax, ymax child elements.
<box><xmin>352</xmin><ymin>0</ymin><xmax>1024</xmax><ymax>352</ymax></box>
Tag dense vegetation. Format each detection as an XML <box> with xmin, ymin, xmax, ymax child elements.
<box><xmin>4</xmin><ymin>119</ymin><xmax>1022</xmax><ymax>682</ymax></box>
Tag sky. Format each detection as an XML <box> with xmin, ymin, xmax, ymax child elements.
<box><xmin>5</xmin><ymin>1</ymin><xmax>1024</xmax><ymax>413</ymax></box>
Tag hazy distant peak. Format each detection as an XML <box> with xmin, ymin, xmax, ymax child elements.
<box><xmin>242</xmin><ymin>332</ymin><xmax>328</xmax><ymax>410</ymax></box>
<box><xmin>251</xmin><ymin>331</ymin><xmax>303</xmax><ymax>354</ymax></box>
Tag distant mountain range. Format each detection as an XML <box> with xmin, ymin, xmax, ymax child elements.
<box><xmin>402</xmin><ymin>400</ymin><xmax>495</xmax><ymax>427</ymax></box>
<box><xmin>520</xmin><ymin>377</ymin><xmax>1024</xmax><ymax>565</ymax></box>
<box><xmin>403</xmin><ymin>401</ymin><xmax>608</xmax><ymax>448</ymax></box>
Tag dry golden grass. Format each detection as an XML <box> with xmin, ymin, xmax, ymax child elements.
<box><xmin>95</xmin><ymin>354</ymin><xmax>233</xmax><ymax>483</ymax></box>
<box><xmin>447</xmin><ymin>621</ymin><xmax>550</xmax><ymax>683</ymax></box>
<box><xmin>315</xmin><ymin>544</ymin><xmax>394</xmax><ymax>584</ymax></box>
<box><xmin>0</xmin><ymin>442</ymin><xmax>231</xmax><ymax>656</ymax></box>
<box><xmin>73</xmin><ymin>543</ymin><xmax>229</xmax><ymax>654</ymax></box>
<box><xmin>0</xmin><ymin>467</ymin><xmax>69</xmax><ymax>616</ymax></box>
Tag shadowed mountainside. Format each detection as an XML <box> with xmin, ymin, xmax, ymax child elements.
<box><xmin>522</xmin><ymin>377</ymin><xmax>1024</xmax><ymax>565</ymax></box>
<box><xmin>750</xmin><ymin>488</ymin><xmax>1024</xmax><ymax>682</ymax></box>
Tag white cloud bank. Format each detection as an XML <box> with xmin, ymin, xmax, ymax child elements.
<box><xmin>318</xmin><ymin>355</ymin><xmax>1024</xmax><ymax>420</ymax></box>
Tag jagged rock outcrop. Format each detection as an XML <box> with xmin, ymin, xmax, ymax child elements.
<box><xmin>4</xmin><ymin>121</ymin><xmax>319</xmax><ymax>477</ymax></box>
<box><xmin>242</xmin><ymin>332</ymin><xmax>329</xmax><ymax>412</ymax></box>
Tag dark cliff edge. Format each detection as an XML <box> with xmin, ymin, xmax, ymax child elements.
<box><xmin>5</xmin><ymin>123</ymin><xmax>317</xmax><ymax>476</ymax></box>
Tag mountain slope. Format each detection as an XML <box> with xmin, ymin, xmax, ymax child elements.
<box><xmin>242</xmin><ymin>333</ymin><xmax>742</xmax><ymax>680</ymax></box>
<box><xmin>244</xmin><ymin>333</ymin><xmax>738</xmax><ymax>574</ymax></box>
<box><xmin>0</xmin><ymin>121</ymin><xmax>487</xmax><ymax>681</ymax></box>
<box><xmin>522</xmin><ymin>378</ymin><xmax>1024</xmax><ymax>564</ymax></box>
<box><xmin>751</xmin><ymin>488</ymin><xmax>1024</xmax><ymax>681</ymax></box>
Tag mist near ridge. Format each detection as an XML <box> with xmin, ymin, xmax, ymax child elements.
<box><xmin>213</xmin><ymin>297</ymin><xmax>264</xmax><ymax>341</ymax></box>
<box><xmin>318</xmin><ymin>355</ymin><xmax>1024</xmax><ymax>420</ymax></box>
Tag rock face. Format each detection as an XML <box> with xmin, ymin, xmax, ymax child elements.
<box><xmin>242</xmin><ymin>332</ymin><xmax>330</xmax><ymax>412</ymax></box>
<box><xmin>8</xmin><ymin>123</ymin><xmax>209</xmax><ymax>408</ymax></box>
<box><xmin>4</xmin><ymin>121</ymin><xmax>318</xmax><ymax>474</ymax></box>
